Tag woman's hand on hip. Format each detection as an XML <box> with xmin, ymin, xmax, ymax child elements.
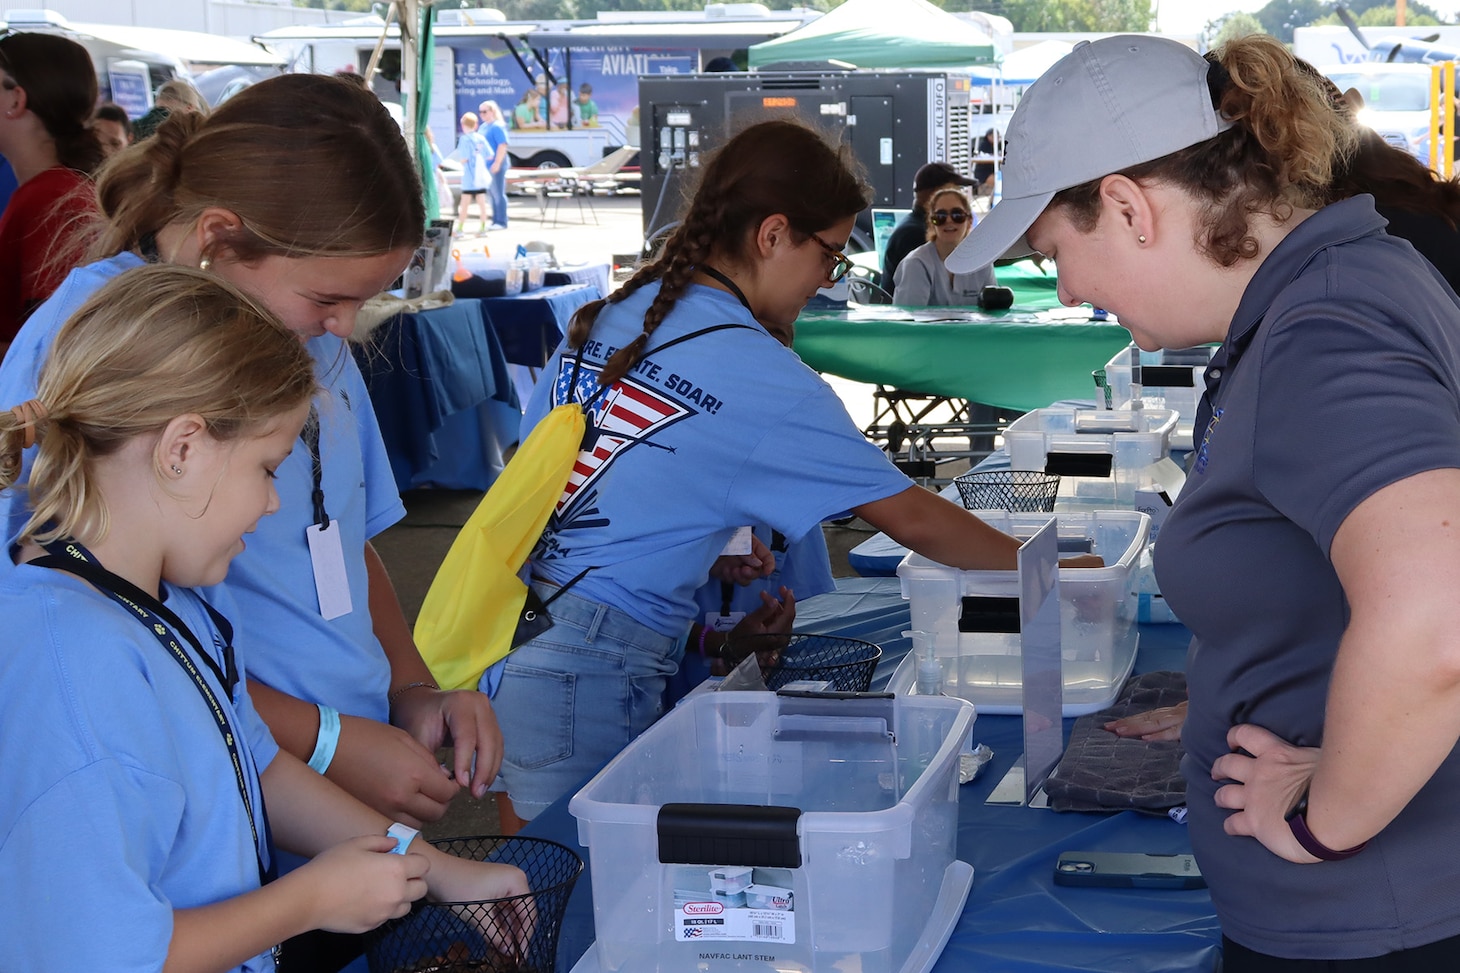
<box><xmin>1211</xmin><ymin>723</ymin><xmax>1321</xmax><ymax>863</ymax></box>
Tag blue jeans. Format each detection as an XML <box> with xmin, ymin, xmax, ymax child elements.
<box><xmin>486</xmin><ymin>583</ymin><xmax>681</xmax><ymax>819</ymax></box>
<box><xmin>489</xmin><ymin>164</ymin><xmax>509</xmax><ymax>228</ymax></box>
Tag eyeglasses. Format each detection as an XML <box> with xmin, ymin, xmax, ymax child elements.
<box><xmin>809</xmin><ymin>232</ymin><xmax>854</xmax><ymax>283</ymax></box>
<box><xmin>931</xmin><ymin>209</ymin><xmax>970</xmax><ymax>226</ymax></box>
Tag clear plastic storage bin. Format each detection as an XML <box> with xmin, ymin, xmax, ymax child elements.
<box><xmin>568</xmin><ymin>692</ymin><xmax>976</xmax><ymax>973</ymax></box>
<box><xmin>893</xmin><ymin>510</ymin><xmax>1149</xmax><ymax>715</ymax></box>
<box><xmin>1003</xmin><ymin>407</ymin><xmax>1177</xmax><ymax>511</ymax></box>
<box><xmin>1100</xmin><ymin>343</ymin><xmax>1215</xmax><ymax>416</ymax></box>
<box><xmin>1099</xmin><ymin>343</ymin><xmax>1216</xmax><ymax>450</ymax></box>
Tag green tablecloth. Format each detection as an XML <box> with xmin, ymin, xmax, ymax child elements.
<box><xmin>795</xmin><ymin>261</ymin><xmax>1131</xmax><ymax>413</ymax></box>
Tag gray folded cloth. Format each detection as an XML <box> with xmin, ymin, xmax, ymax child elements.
<box><xmin>1045</xmin><ymin>670</ymin><xmax>1187</xmax><ymax>815</ymax></box>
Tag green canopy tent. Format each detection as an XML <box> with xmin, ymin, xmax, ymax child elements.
<box><xmin>747</xmin><ymin>0</ymin><xmax>996</xmax><ymax>70</ymax></box>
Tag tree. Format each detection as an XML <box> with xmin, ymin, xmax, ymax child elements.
<box><xmin>1253</xmin><ymin>0</ymin><xmax>1334</xmax><ymax>43</ymax></box>
<box><xmin>1213</xmin><ymin>12</ymin><xmax>1266</xmax><ymax>48</ymax></box>
<box><xmin>1000</xmin><ymin>0</ymin><xmax>1152</xmax><ymax>32</ymax></box>
<box><xmin>1312</xmin><ymin>5</ymin><xmax>1443</xmax><ymax>28</ymax></box>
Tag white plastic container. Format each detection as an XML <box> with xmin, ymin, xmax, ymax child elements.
<box><xmin>893</xmin><ymin>510</ymin><xmax>1149</xmax><ymax>715</ymax></box>
<box><xmin>1003</xmin><ymin>407</ymin><xmax>1178</xmax><ymax>511</ymax></box>
<box><xmin>569</xmin><ymin>692</ymin><xmax>976</xmax><ymax>973</ymax></box>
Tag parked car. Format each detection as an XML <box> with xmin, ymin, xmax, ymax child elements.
<box><xmin>1325</xmin><ymin>61</ymin><xmax>1436</xmax><ymax>160</ymax></box>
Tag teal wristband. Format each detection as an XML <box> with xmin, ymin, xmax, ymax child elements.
<box><xmin>307</xmin><ymin>704</ymin><xmax>341</xmax><ymax>774</ymax></box>
<box><xmin>387</xmin><ymin>822</ymin><xmax>420</xmax><ymax>854</ymax></box>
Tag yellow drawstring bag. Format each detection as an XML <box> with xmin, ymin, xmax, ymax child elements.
<box><xmin>413</xmin><ymin>402</ymin><xmax>584</xmax><ymax>690</ymax></box>
<box><xmin>414</xmin><ymin>323</ymin><xmax>755</xmax><ymax>691</ymax></box>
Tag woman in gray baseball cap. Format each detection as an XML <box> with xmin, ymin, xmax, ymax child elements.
<box><xmin>954</xmin><ymin>33</ymin><xmax>1460</xmax><ymax>969</ymax></box>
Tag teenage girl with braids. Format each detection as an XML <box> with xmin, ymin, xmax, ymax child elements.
<box><xmin>0</xmin><ymin>74</ymin><xmax>502</xmax><ymax>971</ymax></box>
<box><xmin>487</xmin><ymin>118</ymin><xmax>1094</xmax><ymax>824</ymax></box>
<box><xmin>0</xmin><ymin>265</ymin><xmax>530</xmax><ymax>973</ymax></box>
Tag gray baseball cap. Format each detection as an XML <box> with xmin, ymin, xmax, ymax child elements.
<box><xmin>947</xmin><ymin>35</ymin><xmax>1232</xmax><ymax>272</ymax></box>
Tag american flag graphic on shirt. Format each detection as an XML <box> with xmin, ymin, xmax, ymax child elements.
<box><xmin>549</xmin><ymin>358</ymin><xmax>694</xmax><ymax>525</ymax></box>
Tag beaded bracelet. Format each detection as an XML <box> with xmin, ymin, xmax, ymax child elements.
<box><xmin>388</xmin><ymin>680</ymin><xmax>439</xmax><ymax>705</ymax></box>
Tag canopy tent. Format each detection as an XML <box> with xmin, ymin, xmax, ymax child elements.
<box><xmin>359</xmin><ymin>0</ymin><xmax>436</xmax><ymax>223</ymax></box>
<box><xmin>968</xmin><ymin>39</ymin><xmax>1073</xmax><ymax>86</ymax></box>
<box><xmin>747</xmin><ymin>0</ymin><xmax>995</xmax><ymax>70</ymax></box>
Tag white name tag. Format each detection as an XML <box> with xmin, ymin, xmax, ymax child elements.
<box><xmin>305</xmin><ymin>520</ymin><xmax>353</xmax><ymax>620</ymax></box>
<box><xmin>706</xmin><ymin>611</ymin><xmax>745</xmax><ymax>633</ymax></box>
<box><xmin>720</xmin><ymin>526</ymin><xmax>753</xmax><ymax>557</ymax></box>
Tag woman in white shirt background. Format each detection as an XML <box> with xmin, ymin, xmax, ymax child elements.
<box><xmin>892</xmin><ymin>185</ymin><xmax>997</xmax><ymax>306</ymax></box>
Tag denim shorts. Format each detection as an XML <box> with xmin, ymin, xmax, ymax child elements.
<box><xmin>487</xmin><ymin>583</ymin><xmax>682</xmax><ymax>819</ymax></box>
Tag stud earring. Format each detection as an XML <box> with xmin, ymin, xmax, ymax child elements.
<box><xmin>170</xmin><ymin>464</ymin><xmax>183</xmax><ymax>475</ymax></box>
<box><xmin>1138</xmin><ymin>235</ymin><xmax>1147</xmax><ymax>244</ymax></box>
<box><xmin>199</xmin><ymin>255</ymin><xmax>212</xmax><ymax>272</ymax></box>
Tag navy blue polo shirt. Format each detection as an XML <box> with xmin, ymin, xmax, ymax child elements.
<box><xmin>1157</xmin><ymin>196</ymin><xmax>1460</xmax><ymax>958</ymax></box>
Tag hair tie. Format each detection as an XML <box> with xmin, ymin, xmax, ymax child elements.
<box><xmin>9</xmin><ymin>399</ymin><xmax>48</xmax><ymax>450</ymax></box>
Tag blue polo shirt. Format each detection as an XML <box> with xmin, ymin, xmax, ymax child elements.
<box><xmin>1157</xmin><ymin>195</ymin><xmax>1460</xmax><ymax>958</ymax></box>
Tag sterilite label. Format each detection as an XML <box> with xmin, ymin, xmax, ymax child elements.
<box><xmin>675</xmin><ymin>903</ymin><xmax>795</xmax><ymax>943</ymax></box>
<box><xmin>672</xmin><ymin>864</ymin><xmax>796</xmax><ymax>944</ymax></box>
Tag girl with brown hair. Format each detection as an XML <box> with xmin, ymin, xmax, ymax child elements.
<box><xmin>0</xmin><ymin>264</ymin><xmax>529</xmax><ymax>973</ymax></box>
<box><xmin>0</xmin><ymin>71</ymin><xmax>503</xmax><ymax>971</ymax></box>
<box><xmin>0</xmin><ymin>32</ymin><xmax>103</xmax><ymax>348</ymax></box>
<box><xmin>487</xmin><ymin>117</ymin><xmax>1073</xmax><ymax>825</ymax></box>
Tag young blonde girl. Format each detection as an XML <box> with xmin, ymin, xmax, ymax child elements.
<box><xmin>0</xmin><ymin>265</ymin><xmax>529</xmax><ymax>973</ymax></box>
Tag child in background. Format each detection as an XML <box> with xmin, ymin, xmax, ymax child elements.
<box><xmin>576</xmin><ymin>83</ymin><xmax>599</xmax><ymax>127</ymax></box>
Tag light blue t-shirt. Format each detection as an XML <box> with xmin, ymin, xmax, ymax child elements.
<box><xmin>0</xmin><ymin>564</ymin><xmax>278</xmax><ymax>973</ymax></box>
<box><xmin>522</xmin><ymin>280</ymin><xmax>910</xmax><ymax>635</ymax></box>
<box><xmin>450</xmin><ymin>130</ymin><xmax>491</xmax><ymax>191</ymax></box>
<box><xmin>0</xmin><ymin>253</ymin><xmax>407</xmax><ymax>722</ymax></box>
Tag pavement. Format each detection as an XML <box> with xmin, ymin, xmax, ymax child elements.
<box><xmin>380</xmin><ymin>191</ymin><xmax>890</xmax><ymax>838</ymax></box>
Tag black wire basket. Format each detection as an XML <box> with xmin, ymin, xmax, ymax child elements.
<box><xmin>364</xmin><ymin>835</ymin><xmax>583</xmax><ymax>973</ymax></box>
<box><xmin>954</xmin><ymin>469</ymin><xmax>1061</xmax><ymax>513</ymax></box>
<box><xmin>726</xmin><ymin>633</ymin><xmax>882</xmax><ymax>693</ymax></box>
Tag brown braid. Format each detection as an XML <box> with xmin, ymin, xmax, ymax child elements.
<box><xmin>567</xmin><ymin>117</ymin><xmax>870</xmax><ymax>385</ymax></box>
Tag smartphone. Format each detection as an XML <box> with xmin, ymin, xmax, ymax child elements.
<box><xmin>1053</xmin><ymin>851</ymin><xmax>1206</xmax><ymax>890</ymax></box>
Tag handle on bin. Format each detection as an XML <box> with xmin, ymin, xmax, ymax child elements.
<box><xmin>658</xmin><ymin>803</ymin><xmax>802</xmax><ymax>867</ymax></box>
<box><xmin>959</xmin><ymin>595</ymin><xmax>1021</xmax><ymax>633</ymax></box>
<box><xmin>1045</xmin><ymin>451</ymin><xmax>1114</xmax><ymax>478</ymax></box>
<box><xmin>1140</xmin><ymin>364</ymin><xmax>1197</xmax><ymax>388</ymax></box>
<box><xmin>773</xmin><ymin>691</ymin><xmax>896</xmax><ymax>744</ymax></box>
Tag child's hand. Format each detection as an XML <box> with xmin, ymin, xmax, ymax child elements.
<box><xmin>427</xmin><ymin>856</ymin><xmax>537</xmax><ymax>962</ymax></box>
<box><xmin>305</xmin><ymin>834</ymin><xmax>430</xmax><ymax>933</ymax></box>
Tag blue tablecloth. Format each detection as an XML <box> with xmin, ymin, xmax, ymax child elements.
<box><xmin>354</xmin><ymin>300</ymin><xmax>521</xmax><ymax>492</ymax></box>
<box><xmin>523</xmin><ymin>578</ymin><xmax>1219</xmax><ymax>973</ymax></box>
<box><xmin>481</xmin><ymin>282</ymin><xmax>600</xmax><ymax>368</ymax></box>
<box><xmin>544</xmin><ymin>261</ymin><xmax>612</xmax><ymax>302</ymax></box>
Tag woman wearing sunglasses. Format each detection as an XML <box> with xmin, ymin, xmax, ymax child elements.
<box><xmin>892</xmin><ymin>185</ymin><xmax>997</xmax><ymax>306</ymax></box>
<box><xmin>483</xmin><ymin>119</ymin><xmax>1089</xmax><ymax>827</ymax></box>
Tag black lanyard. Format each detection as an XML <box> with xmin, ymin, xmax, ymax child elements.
<box><xmin>699</xmin><ymin>265</ymin><xmax>754</xmax><ymax>313</ymax></box>
<box><xmin>31</xmin><ymin>539</ymin><xmax>274</xmax><ymax>890</ymax></box>
<box><xmin>301</xmin><ymin>407</ymin><xmax>330</xmax><ymax>529</ymax></box>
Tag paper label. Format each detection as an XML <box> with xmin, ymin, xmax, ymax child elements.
<box><xmin>706</xmin><ymin>611</ymin><xmax>745</xmax><ymax>633</ymax></box>
<box><xmin>305</xmin><ymin>520</ymin><xmax>353</xmax><ymax>620</ymax></box>
<box><xmin>673</xmin><ymin>865</ymin><xmax>796</xmax><ymax>944</ymax></box>
<box><xmin>720</xmin><ymin>526</ymin><xmax>753</xmax><ymax>557</ymax></box>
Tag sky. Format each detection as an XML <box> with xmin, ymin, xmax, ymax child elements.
<box><xmin>1155</xmin><ymin>0</ymin><xmax>1460</xmax><ymax>36</ymax></box>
